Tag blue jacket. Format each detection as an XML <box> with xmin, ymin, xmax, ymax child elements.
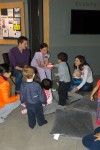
<box><xmin>20</xmin><ymin>81</ymin><xmax>46</xmax><ymax>105</ymax></box>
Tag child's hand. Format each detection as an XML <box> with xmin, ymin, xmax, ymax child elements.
<box><xmin>54</xmin><ymin>73</ymin><xmax>58</xmax><ymax>76</ymax></box>
<box><xmin>46</xmin><ymin>63</ymin><xmax>54</xmax><ymax>69</ymax></box>
<box><xmin>21</xmin><ymin>103</ymin><xmax>26</xmax><ymax>107</ymax></box>
<box><xmin>42</xmin><ymin>104</ymin><xmax>46</xmax><ymax>107</ymax></box>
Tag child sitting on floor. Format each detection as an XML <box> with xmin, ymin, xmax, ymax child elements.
<box><xmin>90</xmin><ymin>80</ymin><xmax>100</xmax><ymax>126</ymax></box>
<box><xmin>70</xmin><ymin>68</ymin><xmax>82</xmax><ymax>90</ymax></box>
<box><xmin>41</xmin><ymin>78</ymin><xmax>53</xmax><ymax>105</ymax></box>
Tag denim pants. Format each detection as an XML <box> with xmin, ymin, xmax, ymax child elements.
<box><xmin>80</xmin><ymin>82</ymin><xmax>93</xmax><ymax>92</ymax></box>
<box><xmin>26</xmin><ymin>103</ymin><xmax>46</xmax><ymax>129</ymax></box>
<box><xmin>13</xmin><ymin>69</ymin><xmax>23</xmax><ymax>92</ymax></box>
<box><xmin>82</xmin><ymin>127</ymin><xmax>100</xmax><ymax>150</ymax></box>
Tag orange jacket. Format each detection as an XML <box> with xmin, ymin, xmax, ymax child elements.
<box><xmin>0</xmin><ymin>76</ymin><xmax>19</xmax><ymax>108</ymax></box>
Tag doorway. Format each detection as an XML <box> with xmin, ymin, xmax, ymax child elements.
<box><xmin>28</xmin><ymin>0</ymin><xmax>43</xmax><ymax>58</ymax></box>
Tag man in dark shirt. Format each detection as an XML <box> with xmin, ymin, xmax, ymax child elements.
<box><xmin>9</xmin><ymin>36</ymin><xmax>30</xmax><ymax>94</ymax></box>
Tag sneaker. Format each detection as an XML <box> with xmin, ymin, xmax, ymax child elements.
<box><xmin>0</xmin><ymin>117</ymin><xmax>5</xmax><ymax>123</ymax></box>
<box><xmin>57</xmin><ymin>105</ymin><xmax>65</xmax><ymax>110</ymax></box>
<box><xmin>39</xmin><ymin>120</ymin><xmax>48</xmax><ymax>126</ymax></box>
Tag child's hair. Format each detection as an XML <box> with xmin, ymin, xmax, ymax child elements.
<box><xmin>73</xmin><ymin>69</ymin><xmax>81</xmax><ymax>78</ymax></box>
<box><xmin>0</xmin><ymin>63</ymin><xmax>11</xmax><ymax>75</ymax></box>
<box><xmin>41</xmin><ymin>78</ymin><xmax>53</xmax><ymax>90</ymax></box>
<box><xmin>22</xmin><ymin>66</ymin><xmax>35</xmax><ymax>79</ymax></box>
<box><xmin>57</xmin><ymin>52</ymin><xmax>68</xmax><ymax>62</ymax></box>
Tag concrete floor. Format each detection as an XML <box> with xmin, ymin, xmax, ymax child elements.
<box><xmin>1</xmin><ymin>76</ymin><xmax>99</xmax><ymax>150</ymax></box>
<box><xmin>0</xmin><ymin>105</ymin><xmax>88</xmax><ymax>150</ymax></box>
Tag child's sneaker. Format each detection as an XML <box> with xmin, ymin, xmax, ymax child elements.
<box><xmin>21</xmin><ymin>109</ymin><xmax>27</xmax><ymax>115</ymax></box>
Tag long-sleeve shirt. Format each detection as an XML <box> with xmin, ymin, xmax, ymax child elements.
<box><xmin>31</xmin><ymin>51</ymin><xmax>50</xmax><ymax>67</ymax></box>
<box><xmin>77</xmin><ymin>65</ymin><xmax>93</xmax><ymax>90</ymax></box>
<box><xmin>55</xmin><ymin>62</ymin><xmax>71</xmax><ymax>83</ymax></box>
<box><xmin>20</xmin><ymin>81</ymin><xmax>46</xmax><ymax>105</ymax></box>
<box><xmin>9</xmin><ymin>47</ymin><xmax>30</xmax><ymax>68</ymax></box>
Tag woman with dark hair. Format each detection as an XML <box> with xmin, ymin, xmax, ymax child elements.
<box><xmin>0</xmin><ymin>63</ymin><xmax>20</xmax><ymax>123</ymax></box>
<box><xmin>70</xmin><ymin>55</ymin><xmax>93</xmax><ymax>93</ymax></box>
<box><xmin>31</xmin><ymin>43</ymin><xmax>52</xmax><ymax>81</ymax></box>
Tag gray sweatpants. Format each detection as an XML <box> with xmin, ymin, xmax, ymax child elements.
<box><xmin>0</xmin><ymin>100</ymin><xmax>20</xmax><ymax>118</ymax></box>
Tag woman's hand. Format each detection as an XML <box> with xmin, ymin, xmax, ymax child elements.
<box><xmin>94</xmin><ymin>132</ymin><xmax>100</xmax><ymax>141</ymax></box>
<box><xmin>70</xmin><ymin>87</ymin><xmax>78</xmax><ymax>93</ymax></box>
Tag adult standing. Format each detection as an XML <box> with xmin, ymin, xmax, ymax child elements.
<box><xmin>71</xmin><ymin>55</ymin><xmax>93</xmax><ymax>93</ymax></box>
<box><xmin>9</xmin><ymin>36</ymin><xmax>30</xmax><ymax>94</ymax></box>
<box><xmin>31</xmin><ymin>43</ymin><xmax>51</xmax><ymax>81</ymax></box>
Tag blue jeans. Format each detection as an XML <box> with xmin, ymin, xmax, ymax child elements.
<box><xmin>13</xmin><ymin>69</ymin><xmax>23</xmax><ymax>92</ymax></box>
<box><xmin>82</xmin><ymin>127</ymin><xmax>100</xmax><ymax>150</ymax></box>
<box><xmin>80</xmin><ymin>82</ymin><xmax>93</xmax><ymax>92</ymax></box>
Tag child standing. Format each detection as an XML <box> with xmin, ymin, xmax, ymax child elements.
<box><xmin>20</xmin><ymin>66</ymin><xmax>47</xmax><ymax>129</ymax></box>
<box><xmin>90</xmin><ymin>80</ymin><xmax>100</xmax><ymax>126</ymax></box>
<box><xmin>54</xmin><ymin>52</ymin><xmax>71</xmax><ymax>106</ymax></box>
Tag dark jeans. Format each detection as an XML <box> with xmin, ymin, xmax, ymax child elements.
<box><xmin>58</xmin><ymin>81</ymin><xmax>70</xmax><ymax>106</ymax></box>
<box><xmin>13</xmin><ymin>69</ymin><xmax>23</xmax><ymax>92</ymax></box>
<box><xmin>82</xmin><ymin>127</ymin><xmax>100</xmax><ymax>150</ymax></box>
<box><xmin>80</xmin><ymin>82</ymin><xmax>93</xmax><ymax>92</ymax></box>
<box><xmin>26</xmin><ymin>103</ymin><xmax>46</xmax><ymax>129</ymax></box>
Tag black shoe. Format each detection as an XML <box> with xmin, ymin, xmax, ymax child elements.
<box><xmin>39</xmin><ymin>120</ymin><xmax>48</xmax><ymax>126</ymax></box>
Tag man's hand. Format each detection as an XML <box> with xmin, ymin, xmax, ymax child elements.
<box><xmin>15</xmin><ymin>66</ymin><xmax>23</xmax><ymax>71</ymax></box>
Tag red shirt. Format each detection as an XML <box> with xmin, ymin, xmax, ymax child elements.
<box><xmin>97</xmin><ymin>80</ymin><xmax>100</xmax><ymax>98</ymax></box>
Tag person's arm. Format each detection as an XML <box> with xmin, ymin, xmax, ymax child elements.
<box><xmin>23</xmin><ymin>49</ymin><xmax>30</xmax><ymax>66</ymax></box>
<box><xmin>37</xmin><ymin>84</ymin><xmax>47</xmax><ymax>104</ymax></box>
<box><xmin>15</xmin><ymin>66</ymin><xmax>23</xmax><ymax>71</ymax></box>
<box><xmin>9</xmin><ymin>48</ymin><xmax>17</xmax><ymax>68</ymax></box>
<box><xmin>9</xmin><ymin>48</ymin><xmax>23</xmax><ymax>71</ymax></box>
<box><xmin>2</xmin><ymin>81</ymin><xmax>19</xmax><ymax>104</ymax></box>
<box><xmin>90</xmin><ymin>84</ymin><xmax>99</xmax><ymax>101</ymax></box>
<box><xmin>20</xmin><ymin>83</ymin><xmax>25</xmax><ymax>104</ymax></box>
<box><xmin>36</xmin><ymin>59</ymin><xmax>47</xmax><ymax>68</ymax></box>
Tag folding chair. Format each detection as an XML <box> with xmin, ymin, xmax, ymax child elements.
<box><xmin>2</xmin><ymin>53</ymin><xmax>15</xmax><ymax>84</ymax></box>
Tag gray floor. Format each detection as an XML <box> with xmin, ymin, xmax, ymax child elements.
<box><xmin>1</xmin><ymin>76</ymin><xmax>100</xmax><ymax>150</ymax></box>
<box><xmin>0</xmin><ymin>106</ymin><xmax>88</xmax><ymax>150</ymax></box>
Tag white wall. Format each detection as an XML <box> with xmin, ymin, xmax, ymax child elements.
<box><xmin>50</xmin><ymin>0</ymin><xmax>100</xmax><ymax>76</ymax></box>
